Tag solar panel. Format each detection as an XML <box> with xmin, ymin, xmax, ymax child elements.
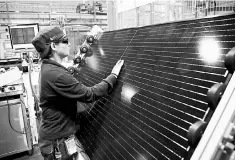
<box><xmin>76</xmin><ymin>13</ymin><xmax>235</xmax><ymax>160</ymax></box>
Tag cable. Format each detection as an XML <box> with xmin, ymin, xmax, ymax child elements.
<box><xmin>28</xmin><ymin>57</ymin><xmax>41</xmax><ymax>119</ymax></box>
<box><xmin>22</xmin><ymin>84</ymin><xmax>31</xmax><ymax>110</ymax></box>
<box><xmin>28</xmin><ymin>57</ymin><xmax>40</xmax><ymax>104</ymax></box>
<box><xmin>6</xmin><ymin>92</ymin><xmax>31</xmax><ymax>134</ymax></box>
<box><xmin>120</xmin><ymin>29</ymin><xmax>138</xmax><ymax>60</ymax></box>
<box><xmin>19</xmin><ymin>93</ymin><xmax>35</xmax><ymax>155</ymax></box>
<box><xmin>19</xmin><ymin>89</ymin><xmax>38</xmax><ymax>155</ymax></box>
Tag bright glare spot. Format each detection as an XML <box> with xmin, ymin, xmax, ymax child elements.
<box><xmin>136</xmin><ymin>153</ymin><xmax>150</xmax><ymax>160</ymax></box>
<box><xmin>99</xmin><ymin>47</ymin><xmax>105</xmax><ymax>56</ymax></box>
<box><xmin>90</xmin><ymin>25</ymin><xmax>103</xmax><ymax>35</ymax></box>
<box><xmin>199</xmin><ymin>38</ymin><xmax>221</xmax><ymax>64</ymax></box>
<box><xmin>87</xmin><ymin>56</ymin><xmax>98</xmax><ymax>71</ymax></box>
<box><xmin>121</xmin><ymin>84</ymin><xmax>138</xmax><ymax>105</ymax></box>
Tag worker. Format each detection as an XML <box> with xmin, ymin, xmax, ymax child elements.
<box><xmin>31</xmin><ymin>26</ymin><xmax>124</xmax><ymax>160</ymax></box>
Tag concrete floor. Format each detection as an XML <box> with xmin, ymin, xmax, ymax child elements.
<box><xmin>1</xmin><ymin>146</ymin><xmax>43</xmax><ymax>160</ymax></box>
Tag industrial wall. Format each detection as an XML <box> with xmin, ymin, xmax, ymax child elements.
<box><xmin>117</xmin><ymin>0</ymin><xmax>235</xmax><ymax>29</ymax></box>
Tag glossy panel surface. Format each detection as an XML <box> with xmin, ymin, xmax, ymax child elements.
<box><xmin>76</xmin><ymin>14</ymin><xmax>235</xmax><ymax>160</ymax></box>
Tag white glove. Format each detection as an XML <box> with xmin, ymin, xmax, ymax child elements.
<box><xmin>111</xmin><ymin>60</ymin><xmax>124</xmax><ymax>78</ymax></box>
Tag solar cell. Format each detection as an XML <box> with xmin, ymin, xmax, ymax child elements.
<box><xmin>76</xmin><ymin>13</ymin><xmax>235</xmax><ymax>160</ymax></box>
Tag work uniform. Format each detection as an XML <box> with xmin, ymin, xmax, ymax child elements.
<box><xmin>38</xmin><ymin>59</ymin><xmax>117</xmax><ymax>160</ymax></box>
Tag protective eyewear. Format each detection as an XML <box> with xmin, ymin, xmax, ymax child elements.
<box><xmin>51</xmin><ymin>34</ymin><xmax>69</xmax><ymax>44</ymax></box>
<box><xmin>60</xmin><ymin>38</ymin><xmax>69</xmax><ymax>44</ymax></box>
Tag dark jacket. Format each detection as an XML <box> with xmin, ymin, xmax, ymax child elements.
<box><xmin>39</xmin><ymin>59</ymin><xmax>116</xmax><ymax>140</ymax></box>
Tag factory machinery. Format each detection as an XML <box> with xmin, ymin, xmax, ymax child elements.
<box><xmin>0</xmin><ymin>59</ymin><xmax>33</xmax><ymax>158</ymax></box>
<box><xmin>0</xmin><ymin>24</ymin><xmax>40</xmax><ymax>158</ymax></box>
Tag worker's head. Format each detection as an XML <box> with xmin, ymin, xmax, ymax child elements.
<box><xmin>32</xmin><ymin>26</ymin><xmax>70</xmax><ymax>60</ymax></box>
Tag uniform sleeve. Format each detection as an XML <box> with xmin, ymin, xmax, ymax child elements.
<box><xmin>54</xmin><ymin>73</ymin><xmax>117</xmax><ymax>103</ymax></box>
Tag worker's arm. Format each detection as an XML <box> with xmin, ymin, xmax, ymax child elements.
<box><xmin>54</xmin><ymin>60</ymin><xmax>124</xmax><ymax>103</ymax></box>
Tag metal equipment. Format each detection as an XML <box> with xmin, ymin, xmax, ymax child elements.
<box><xmin>0</xmin><ymin>89</ymin><xmax>33</xmax><ymax>158</ymax></box>
<box><xmin>0</xmin><ymin>59</ymin><xmax>33</xmax><ymax>158</ymax></box>
<box><xmin>67</xmin><ymin>25</ymin><xmax>103</xmax><ymax>77</ymax></box>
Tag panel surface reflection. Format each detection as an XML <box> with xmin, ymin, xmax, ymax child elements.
<box><xmin>76</xmin><ymin>14</ymin><xmax>235</xmax><ymax>160</ymax></box>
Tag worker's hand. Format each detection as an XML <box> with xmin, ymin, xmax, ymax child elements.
<box><xmin>111</xmin><ymin>60</ymin><xmax>124</xmax><ymax>78</ymax></box>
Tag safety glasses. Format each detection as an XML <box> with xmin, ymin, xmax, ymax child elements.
<box><xmin>52</xmin><ymin>34</ymin><xmax>69</xmax><ymax>44</ymax></box>
<box><xmin>60</xmin><ymin>37</ymin><xmax>69</xmax><ymax>44</ymax></box>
